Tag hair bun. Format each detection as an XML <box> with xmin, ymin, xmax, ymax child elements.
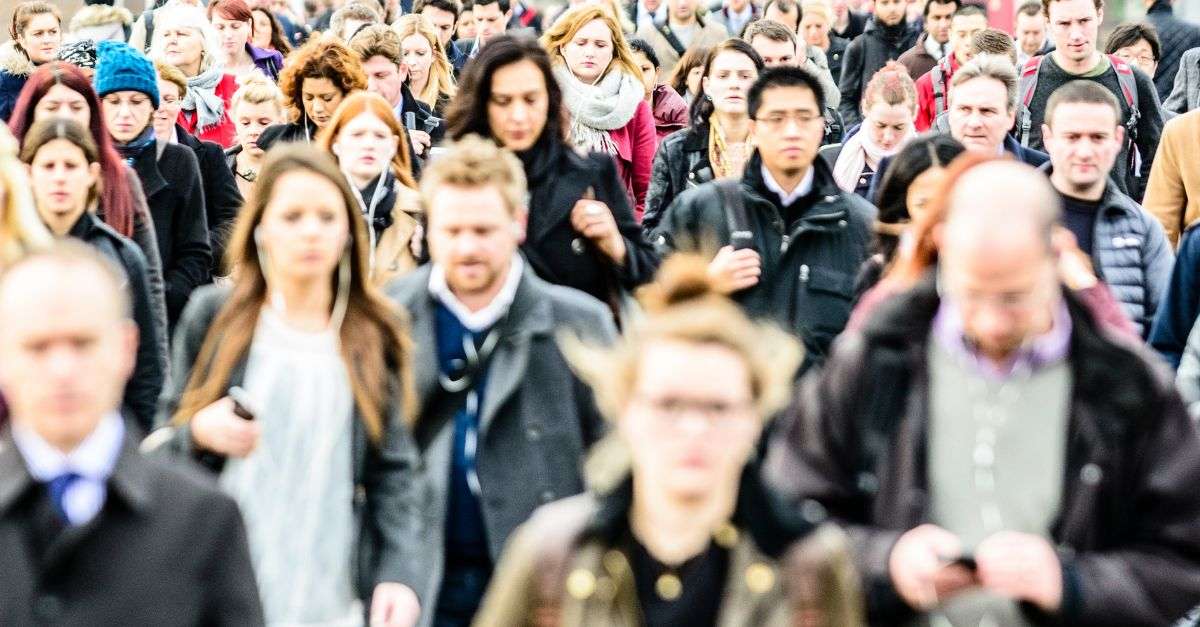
<box><xmin>638</xmin><ymin>254</ymin><xmax>723</xmax><ymax>313</ymax></box>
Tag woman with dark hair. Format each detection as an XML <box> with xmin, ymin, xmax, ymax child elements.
<box><xmin>258</xmin><ymin>35</ymin><xmax>368</xmax><ymax>149</ymax></box>
<box><xmin>0</xmin><ymin>1</ymin><xmax>61</xmax><ymax>122</ymax></box>
<box><xmin>853</xmin><ymin>134</ymin><xmax>965</xmax><ymax>299</ymax></box>
<box><xmin>666</xmin><ymin>44</ymin><xmax>711</xmax><ymax>106</ymax></box>
<box><xmin>157</xmin><ymin>143</ymin><xmax>423</xmax><ymax>627</ymax></box>
<box><xmin>542</xmin><ymin>5</ymin><xmax>657</xmax><ymax>219</ymax></box>
<box><xmin>208</xmin><ymin>0</ymin><xmax>286</xmax><ymax>81</ymax></box>
<box><xmin>644</xmin><ymin>38</ymin><xmax>763</xmax><ymax>230</ymax></box>
<box><xmin>8</xmin><ymin>61</ymin><xmax>169</xmax><ymax>342</ymax></box>
<box><xmin>251</xmin><ymin>6</ymin><xmax>293</xmax><ymax>56</ymax></box>
<box><xmin>629</xmin><ymin>36</ymin><xmax>688</xmax><ymax>142</ymax></box>
<box><xmin>446</xmin><ymin>34</ymin><xmax>658</xmax><ymax>321</ymax></box>
<box><xmin>19</xmin><ymin>118</ymin><xmax>165</xmax><ymax>434</ymax></box>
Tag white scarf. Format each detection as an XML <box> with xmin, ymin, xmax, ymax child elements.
<box><xmin>832</xmin><ymin>125</ymin><xmax>913</xmax><ymax>193</ymax></box>
<box><xmin>182</xmin><ymin>62</ymin><xmax>228</xmax><ymax>134</ymax></box>
<box><xmin>553</xmin><ymin>63</ymin><xmax>643</xmax><ymax>157</ymax></box>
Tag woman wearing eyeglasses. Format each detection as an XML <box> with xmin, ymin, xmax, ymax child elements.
<box><xmin>474</xmin><ymin>254</ymin><xmax>864</xmax><ymax>626</ymax></box>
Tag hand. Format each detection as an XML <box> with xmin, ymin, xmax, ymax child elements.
<box><xmin>191</xmin><ymin>397</ymin><xmax>260</xmax><ymax>458</ymax></box>
<box><xmin>409</xmin><ymin>129</ymin><xmax>431</xmax><ymax>157</ymax></box>
<box><xmin>975</xmin><ymin>531</ymin><xmax>1063</xmax><ymax>613</ymax></box>
<box><xmin>570</xmin><ymin>193</ymin><xmax>626</xmax><ymax>265</ymax></box>
<box><xmin>888</xmin><ymin>524</ymin><xmax>976</xmax><ymax>611</ymax></box>
<box><xmin>1052</xmin><ymin>227</ymin><xmax>1098</xmax><ymax>290</ymax></box>
<box><xmin>370</xmin><ymin>583</ymin><xmax>420</xmax><ymax>627</ymax></box>
<box><xmin>708</xmin><ymin>245</ymin><xmax>761</xmax><ymax>294</ymax></box>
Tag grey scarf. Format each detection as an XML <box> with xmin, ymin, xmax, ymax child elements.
<box><xmin>182</xmin><ymin>62</ymin><xmax>227</xmax><ymax>134</ymax></box>
<box><xmin>552</xmin><ymin>63</ymin><xmax>643</xmax><ymax>156</ymax></box>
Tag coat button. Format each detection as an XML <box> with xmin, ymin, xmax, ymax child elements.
<box><xmin>354</xmin><ymin>484</ymin><xmax>367</xmax><ymax>505</ymax></box>
<box><xmin>526</xmin><ymin>426</ymin><xmax>542</xmax><ymax>442</ymax></box>
<box><xmin>1081</xmin><ymin>463</ymin><xmax>1103</xmax><ymax>485</ymax></box>
<box><xmin>838</xmin><ymin>219</ymin><xmax>848</xmax><ymax>228</ymax></box>
<box><xmin>566</xmin><ymin>569</ymin><xmax>596</xmax><ymax>599</ymax></box>
<box><xmin>856</xmin><ymin>472</ymin><xmax>879</xmax><ymax>494</ymax></box>
<box><xmin>745</xmin><ymin>563</ymin><xmax>776</xmax><ymax>594</ymax></box>
<box><xmin>540</xmin><ymin>490</ymin><xmax>556</xmax><ymax>503</ymax></box>
<box><xmin>571</xmin><ymin>237</ymin><xmax>586</xmax><ymax>255</ymax></box>
<box><xmin>801</xmin><ymin>498</ymin><xmax>828</xmax><ymax>523</ymax></box>
<box><xmin>33</xmin><ymin>594</ymin><xmax>63</xmax><ymax>621</ymax></box>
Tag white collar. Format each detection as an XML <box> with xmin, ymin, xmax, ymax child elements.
<box><xmin>924</xmin><ymin>34</ymin><xmax>945</xmax><ymax>59</ymax></box>
<box><xmin>12</xmin><ymin>412</ymin><xmax>125</xmax><ymax>483</ymax></box>
<box><xmin>726</xmin><ymin>3</ymin><xmax>753</xmax><ymax>19</ymax></box>
<box><xmin>428</xmin><ymin>254</ymin><xmax>525</xmax><ymax>332</ymax></box>
<box><xmin>761</xmin><ymin>163</ymin><xmax>815</xmax><ymax>206</ymax></box>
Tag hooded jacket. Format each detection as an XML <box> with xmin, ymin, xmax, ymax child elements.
<box><xmin>764</xmin><ymin>274</ymin><xmax>1200</xmax><ymax>626</ymax></box>
<box><xmin>650</xmin><ymin>83</ymin><xmax>688</xmax><ymax>142</ymax></box>
<box><xmin>653</xmin><ymin>152</ymin><xmax>876</xmax><ymax>366</ymax></box>
<box><xmin>837</xmin><ymin>17</ymin><xmax>918</xmax><ymax>128</ymax></box>
<box><xmin>68</xmin><ymin>5</ymin><xmax>134</xmax><ymax>43</ymax></box>
<box><xmin>0</xmin><ymin>41</ymin><xmax>35</xmax><ymax>122</ymax></box>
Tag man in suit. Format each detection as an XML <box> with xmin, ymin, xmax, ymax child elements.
<box><xmin>386</xmin><ymin>137</ymin><xmax>615</xmax><ymax>627</ymax></box>
<box><xmin>453</xmin><ymin>0</ymin><xmax>535</xmax><ymax>61</ymax></box>
<box><xmin>0</xmin><ymin>242</ymin><xmax>263</xmax><ymax>626</ymax></box>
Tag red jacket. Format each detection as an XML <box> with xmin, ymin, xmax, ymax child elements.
<box><xmin>914</xmin><ymin>54</ymin><xmax>960</xmax><ymax>132</ymax></box>
<box><xmin>608</xmin><ymin>99</ymin><xmax>657</xmax><ymax>221</ymax></box>
<box><xmin>651</xmin><ymin>84</ymin><xmax>689</xmax><ymax>142</ymax></box>
<box><xmin>177</xmin><ymin>73</ymin><xmax>238</xmax><ymax>149</ymax></box>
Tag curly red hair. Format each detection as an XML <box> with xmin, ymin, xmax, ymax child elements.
<box><xmin>276</xmin><ymin>35</ymin><xmax>368</xmax><ymax>123</ymax></box>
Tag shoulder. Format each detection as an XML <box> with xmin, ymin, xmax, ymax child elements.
<box><xmin>0</xmin><ymin>41</ymin><xmax>33</xmax><ymax>78</ymax></box>
<box><xmin>383</xmin><ymin>264</ymin><xmax>433</xmax><ymax>307</ymax></box>
<box><xmin>217</xmin><ymin>73</ymin><xmax>239</xmax><ymax>94</ymax></box>
<box><xmin>177</xmin><ymin>284</ymin><xmax>234</xmax><ymax>336</ymax></box>
<box><xmin>839</xmin><ymin>189</ymin><xmax>879</xmax><ymax>226</ymax></box>
<box><xmin>161</xmin><ymin>141</ymin><xmax>201</xmax><ymax>167</ymax></box>
<box><xmin>138</xmin><ymin>453</ymin><xmax>243</xmax><ymax>521</ymax></box>
<box><xmin>93</xmin><ymin>220</ymin><xmax>150</xmax><ymax>267</ymax></box>
<box><xmin>533</xmin><ymin>275</ymin><xmax>614</xmax><ymax>326</ymax></box>
<box><xmin>658</xmin><ymin>126</ymin><xmax>694</xmax><ymax>151</ymax></box>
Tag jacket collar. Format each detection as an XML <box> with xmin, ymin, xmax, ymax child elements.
<box><xmin>681</xmin><ymin>123</ymin><xmax>708</xmax><ymax>151</ymax></box>
<box><xmin>0</xmin><ymin>426</ymin><xmax>154</xmax><ymax>519</ymax></box>
<box><xmin>1038</xmin><ymin>162</ymin><xmax>1136</xmax><ymax>220</ymax></box>
<box><xmin>129</xmin><ymin>138</ymin><xmax>169</xmax><ymax>198</ymax></box>
<box><xmin>0</xmin><ymin>41</ymin><xmax>35</xmax><ymax>78</ymax></box>
<box><xmin>742</xmin><ymin>150</ymin><xmax>844</xmax><ymax>204</ymax></box>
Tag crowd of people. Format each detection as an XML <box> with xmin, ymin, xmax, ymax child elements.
<box><xmin>1</xmin><ymin>0</ymin><xmax>1200</xmax><ymax>624</ymax></box>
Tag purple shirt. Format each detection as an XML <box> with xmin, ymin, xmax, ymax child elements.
<box><xmin>931</xmin><ymin>296</ymin><xmax>1073</xmax><ymax>380</ymax></box>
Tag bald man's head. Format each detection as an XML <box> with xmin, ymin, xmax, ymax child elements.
<box><xmin>944</xmin><ymin>160</ymin><xmax>1062</xmax><ymax>257</ymax></box>
<box><xmin>0</xmin><ymin>243</ymin><xmax>137</xmax><ymax>452</ymax></box>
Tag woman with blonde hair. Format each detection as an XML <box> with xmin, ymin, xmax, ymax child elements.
<box><xmin>317</xmin><ymin>91</ymin><xmax>424</xmax><ymax>284</ymax></box>
<box><xmin>225</xmin><ymin>72</ymin><xmax>286</xmax><ymax>199</ymax></box>
<box><xmin>150</xmin><ymin>3</ymin><xmax>239</xmax><ymax>146</ymax></box>
<box><xmin>475</xmin><ymin>254</ymin><xmax>864</xmax><ymax>626</ymax></box>
<box><xmin>0</xmin><ymin>124</ymin><xmax>51</xmax><ymax>264</ymax></box>
<box><xmin>393</xmin><ymin>14</ymin><xmax>456</xmax><ymax>117</ymax></box>
<box><xmin>158</xmin><ymin>143</ymin><xmax>423</xmax><ymax>626</ymax></box>
<box><xmin>542</xmin><ymin>4</ymin><xmax>657</xmax><ymax>219</ymax></box>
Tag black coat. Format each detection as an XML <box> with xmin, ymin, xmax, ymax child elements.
<box><xmin>0</xmin><ymin>431</ymin><xmax>263</xmax><ymax>626</ymax></box>
<box><xmin>832</xmin><ymin>9</ymin><xmax>868</xmax><ymax>40</ymax></box>
<box><xmin>519</xmin><ymin>139</ymin><xmax>660</xmax><ymax>309</ymax></box>
<box><xmin>763</xmin><ymin>275</ymin><xmax>1200</xmax><ymax>626</ymax></box>
<box><xmin>176</xmin><ymin>125</ymin><xmax>243</xmax><ymax>275</ymax></box>
<box><xmin>827</xmin><ymin>36</ymin><xmax>850</xmax><ymax>86</ymax></box>
<box><xmin>653</xmin><ymin>152</ymin><xmax>876</xmax><ymax>367</ymax></box>
<box><xmin>643</xmin><ymin>125</ymin><xmax>712</xmax><ymax>231</ymax></box>
<box><xmin>1146</xmin><ymin>0</ymin><xmax>1200</xmax><ymax>100</ymax></box>
<box><xmin>128</xmin><ymin>141</ymin><xmax>212</xmax><ymax>325</ymax></box>
<box><xmin>837</xmin><ymin>18</ymin><xmax>919</xmax><ymax>127</ymax></box>
<box><xmin>157</xmin><ymin>284</ymin><xmax>427</xmax><ymax>599</ymax></box>
<box><xmin>67</xmin><ymin>211</ymin><xmax>166</xmax><ymax>434</ymax></box>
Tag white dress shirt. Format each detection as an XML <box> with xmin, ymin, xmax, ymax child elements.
<box><xmin>12</xmin><ymin>412</ymin><xmax>125</xmax><ymax>526</ymax></box>
<box><xmin>429</xmin><ymin>254</ymin><xmax>525</xmax><ymax>332</ymax></box>
<box><xmin>761</xmin><ymin>163</ymin><xmax>816</xmax><ymax>207</ymax></box>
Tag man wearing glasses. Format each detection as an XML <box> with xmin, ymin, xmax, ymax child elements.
<box><xmin>765</xmin><ymin>158</ymin><xmax>1200</xmax><ymax>626</ymax></box>
<box><xmin>652</xmin><ymin>66</ymin><xmax>876</xmax><ymax>370</ymax></box>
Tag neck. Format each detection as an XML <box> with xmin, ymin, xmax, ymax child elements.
<box><xmin>1053</xmin><ymin>173</ymin><xmax>1105</xmax><ymax>202</ymax></box>
<box><xmin>238</xmin><ymin>148</ymin><xmax>263</xmax><ymax>168</ymax></box>
<box><xmin>270</xmin><ymin>276</ymin><xmax>334</xmax><ymax>331</ymax></box>
<box><xmin>835</xmin><ymin>13</ymin><xmax>849</xmax><ymax>30</ymax></box>
<box><xmin>669</xmin><ymin>13</ymin><xmax>696</xmax><ymax>27</ymax></box>
<box><xmin>452</xmin><ymin>258</ymin><xmax>512</xmax><ymax>313</ymax></box>
<box><xmin>628</xmin><ymin>469</ymin><xmax>740</xmax><ymax>565</ymax></box>
<box><xmin>1053</xmin><ymin>48</ymin><xmax>1100</xmax><ymax>74</ymax></box>
<box><xmin>226</xmin><ymin>47</ymin><xmax>252</xmax><ymax>67</ymax></box>
<box><xmin>716</xmin><ymin>110</ymin><xmax>750</xmax><ymax>141</ymax></box>
<box><xmin>44</xmin><ymin>207</ymin><xmax>85</xmax><ymax>237</ymax></box>
<box><xmin>181</xmin><ymin>57</ymin><xmax>203</xmax><ymax>77</ymax></box>
<box><xmin>15</xmin><ymin>417</ymin><xmax>95</xmax><ymax>454</ymax></box>
<box><xmin>410</xmin><ymin>75</ymin><xmax>429</xmax><ymax>100</ymax></box>
<box><xmin>765</xmin><ymin>161</ymin><xmax>810</xmax><ymax>195</ymax></box>
<box><xmin>349</xmin><ymin>169</ymin><xmax>381</xmax><ymax>190</ymax></box>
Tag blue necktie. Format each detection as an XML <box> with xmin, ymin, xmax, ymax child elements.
<box><xmin>47</xmin><ymin>472</ymin><xmax>82</xmax><ymax>525</ymax></box>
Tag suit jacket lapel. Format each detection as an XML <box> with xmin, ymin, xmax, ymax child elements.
<box><xmin>0</xmin><ymin>432</ymin><xmax>33</xmax><ymax>518</ymax></box>
<box><xmin>477</xmin><ymin>269</ymin><xmax>552</xmax><ymax>439</ymax></box>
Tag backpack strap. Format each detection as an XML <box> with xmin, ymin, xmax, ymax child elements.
<box><xmin>1017</xmin><ymin>55</ymin><xmax>1045</xmax><ymax>147</ymax></box>
<box><xmin>718</xmin><ymin>179</ymin><xmax>754</xmax><ymax>251</ymax></box>
<box><xmin>1107</xmin><ymin>53</ymin><xmax>1140</xmax><ymax>139</ymax></box>
<box><xmin>657</xmin><ymin>21</ymin><xmax>687</xmax><ymax>56</ymax></box>
<box><xmin>142</xmin><ymin>8</ymin><xmax>155</xmax><ymax>53</ymax></box>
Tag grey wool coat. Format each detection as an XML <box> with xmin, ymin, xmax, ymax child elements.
<box><xmin>385</xmin><ymin>262</ymin><xmax>616</xmax><ymax>626</ymax></box>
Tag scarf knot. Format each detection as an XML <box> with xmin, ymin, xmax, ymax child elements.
<box><xmin>182</xmin><ymin>62</ymin><xmax>228</xmax><ymax>134</ymax></box>
<box><xmin>553</xmin><ymin>63</ymin><xmax>643</xmax><ymax>157</ymax></box>
<box><xmin>116</xmin><ymin>125</ymin><xmax>157</xmax><ymax>165</ymax></box>
<box><xmin>832</xmin><ymin>125</ymin><xmax>913</xmax><ymax>193</ymax></box>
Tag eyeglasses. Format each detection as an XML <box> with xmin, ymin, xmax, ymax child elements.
<box><xmin>754</xmin><ymin>111</ymin><xmax>824</xmax><ymax>130</ymax></box>
<box><xmin>633</xmin><ymin>394</ymin><xmax>755</xmax><ymax>430</ymax></box>
<box><xmin>1115</xmin><ymin>52</ymin><xmax>1156</xmax><ymax>67</ymax></box>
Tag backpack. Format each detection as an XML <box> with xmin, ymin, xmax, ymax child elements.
<box><xmin>1017</xmin><ymin>53</ymin><xmax>1140</xmax><ymax>150</ymax></box>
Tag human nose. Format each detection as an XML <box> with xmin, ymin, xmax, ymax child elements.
<box><xmin>508</xmin><ymin>101</ymin><xmax>529</xmax><ymax>123</ymax></box>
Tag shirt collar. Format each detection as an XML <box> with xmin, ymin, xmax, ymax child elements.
<box><xmin>923</xmin><ymin>33</ymin><xmax>945</xmax><ymax>59</ymax></box>
<box><xmin>429</xmin><ymin>254</ymin><xmax>525</xmax><ymax>332</ymax></box>
<box><xmin>932</xmin><ymin>295</ymin><xmax>1073</xmax><ymax>380</ymax></box>
<box><xmin>12</xmin><ymin>412</ymin><xmax>125</xmax><ymax>483</ymax></box>
<box><xmin>760</xmin><ymin>163</ymin><xmax>815</xmax><ymax>207</ymax></box>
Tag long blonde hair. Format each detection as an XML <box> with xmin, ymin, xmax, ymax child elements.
<box><xmin>0</xmin><ymin>125</ymin><xmax>51</xmax><ymax>265</ymax></box>
<box><xmin>540</xmin><ymin>4</ymin><xmax>643</xmax><ymax>83</ymax></box>
<box><xmin>392</xmin><ymin>14</ymin><xmax>456</xmax><ymax>108</ymax></box>
<box><xmin>172</xmin><ymin>144</ymin><xmax>415</xmax><ymax>441</ymax></box>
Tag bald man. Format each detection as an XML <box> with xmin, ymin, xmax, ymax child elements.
<box><xmin>765</xmin><ymin>160</ymin><xmax>1200</xmax><ymax>626</ymax></box>
<box><xmin>0</xmin><ymin>243</ymin><xmax>263</xmax><ymax>626</ymax></box>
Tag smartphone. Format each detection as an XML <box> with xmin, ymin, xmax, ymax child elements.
<box><xmin>228</xmin><ymin>386</ymin><xmax>260</xmax><ymax>421</ymax></box>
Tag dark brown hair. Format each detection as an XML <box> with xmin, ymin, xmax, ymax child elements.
<box><xmin>18</xmin><ymin>118</ymin><xmax>101</xmax><ymax>209</ymax></box>
<box><xmin>172</xmin><ymin>144</ymin><xmax>415</xmax><ymax>440</ymax></box>
<box><xmin>1104</xmin><ymin>22</ymin><xmax>1160</xmax><ymax>62</ymax></box>
<box><xmin>1041</xmin><ymin>0</ymin><xmax>1103</xmax><ymax>17</ymax></box>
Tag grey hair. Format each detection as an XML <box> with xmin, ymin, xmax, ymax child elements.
<box><xmin>950</xmin><ymin>53</ymin><xmax>1019</xmax><ymax>113</ymax></box>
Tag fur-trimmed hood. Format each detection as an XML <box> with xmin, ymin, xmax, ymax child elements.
<box><xmin>0</xmin><ymin>41</ymin><xmax>35</xmax><ymax>78</ymax></box>
<box><xmin>70</xmin><ymin>5</ymin><xmax>133</xmax><ymax>30</ymax></box>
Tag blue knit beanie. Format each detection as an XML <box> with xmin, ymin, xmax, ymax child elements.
<box><xmin>95</xmin><ymin>41</ymin><xmax>160</xmax><ymax>108</ymax></box>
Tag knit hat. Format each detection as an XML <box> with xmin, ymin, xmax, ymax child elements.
<box><xmin>94</xmin><ymin>41</ymin><xmax>160</xmax><ymax>108</ymax></box>
<box><xmin>56</xmin><ymin>39</ymin><xmax>98</xmax><ymax>70</ymax></box>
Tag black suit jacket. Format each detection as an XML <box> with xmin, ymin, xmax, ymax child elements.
<box><xmin>0</xmin><ymin>430</ymin><xmax>263</xmax><ymax>626</ymax></box>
